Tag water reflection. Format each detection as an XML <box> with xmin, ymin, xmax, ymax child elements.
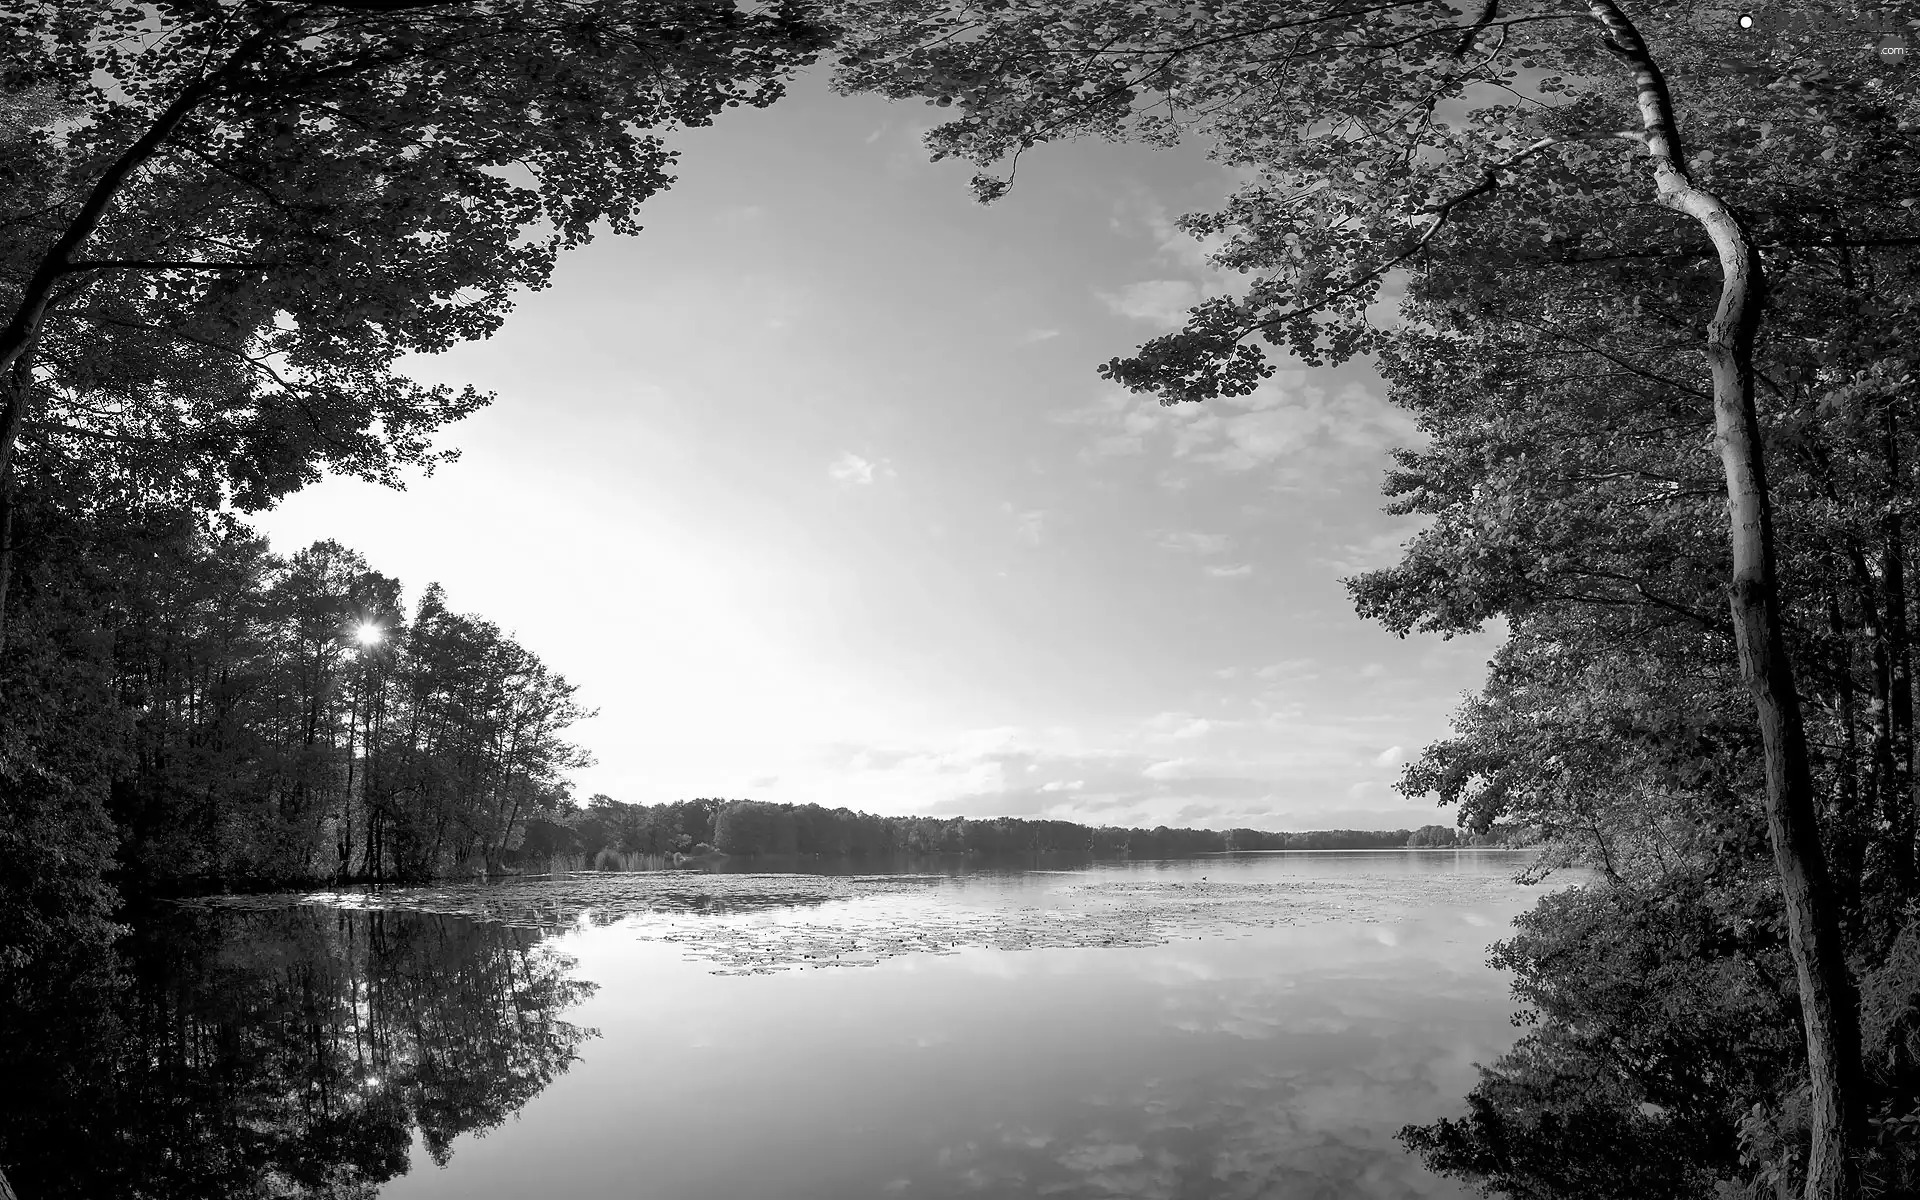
<box><xmin>0</xmin><ymin>907</ymin><xmax>595</xmax><ymax>1200</ymax></box>
<box><xmin>2</xmin><ymin>853</ymin><xmax>1548</xmax><ymax>1200</ymax></box>
<box><xmin>180</xmin><ymin>869</ymin><xmax>951</xmax><ymax>931</ymax></box>
<box><xmin>371</xmin><ymin>853</ymin><xmax>1545</xmax><ymax>1200</ymax></box>
<box><xmin>182</xmin><ymin>851</ymin><xmax>1537</xmax><ymax>975</ymax></box>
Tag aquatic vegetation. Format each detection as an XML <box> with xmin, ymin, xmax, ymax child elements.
<box><xmin>180</xmin><ymin>867</ymin><xmax>1534</xmax><ymax>975</ymax></box>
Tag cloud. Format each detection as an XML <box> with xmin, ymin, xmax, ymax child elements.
<box><xmin>1052</xmin><ymin>373</ymin><xmax>1419</xmax><ymax>484</ymax></box>
<box><xmin>1206</xmin><ymin>563</ymin><xmax>1254</xmax><ymax>579</ymax></box>
<box><xmin>1372</xmin><ymin>745</ymin><xmax>1407</xmax><ymax>768</ymax></box>
<box><xmin>1049</xmin><ymin>390</ymin><xmax>1168</xmax><ymax>462</ymax></box>
<box><xmin>1319</xmin><ymin>524</ymin><xmax>1426</xmax><ymax>575</ymax></box>
<box><xmin>1085</xmin><ymin>435</ymin><xmax>1147</xmax><ymax>459</ymax></box>
<box><xmin>1003</xmin><ymin>504</ymin><xmax>1046</xmax><ymax>545</ymax></box>
<box><xmin>1096</xmin><ymin>279</ymin><xmax>1203</xmax><ymax>326</ymax></box>
<box><xmin>1156</xmin><ymin>530</ymin><xmax>1233</xmax><ymax>555</ymax></box>
<box><xmin>829</xmin><ymin>452</ymin><xmax>894</xmax><ymax>486</ymax></box>
<box><xmin>1144</xmin><ymin>711</ymin><xmax>1223</xmax><ymax>742</ymax></box>
<box><xmin>755</xmin><ymin>712</ymin><xmax>1459</xmax><ymax>833</ymax></box>
<box><xmin>1059</xmin><ymin>1142</ymin><xmax>1145</xmax><ymax>1173</ymax></box>
<box><xmin>1254</xmin><ymin>659</ymin><xmax>1316</xmax><ymax>682</ymax></box>
<box><xmin>1144</xmin><ymin>758</ymin><xmax>1195</xmax><ymax>781</ymax></box>
<box><xmin>1018</xmin><ymin>328</ymin><xmax>1062</xmax><ymax>345</ymax></box>
<box><xmin>1110</xmin><ymin>189</ymin><xmax>1229</xmax><ymax>275</ymax></box>
<box><xmin>1178</xmin><ymin>380</ymin><xmax>1420</xmax><ymax>477</ymax></box>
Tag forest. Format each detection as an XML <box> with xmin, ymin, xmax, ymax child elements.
<box><xmin>5</xmin><ymin>1</ymin><xmax>1920</xmax><ymax>1198</ymax></box>
<box><xmin>110</xmin><ymin>531</ymin><xmax>591</xmax><ymax>894</ymax></box>
<box><xmin>526</xmin><ymin>794</ymin><xmax>1487</xmax><ymax>865</ymax></box>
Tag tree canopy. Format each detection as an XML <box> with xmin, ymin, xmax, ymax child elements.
<box><xmin>0</xmin><ymin>0</ymin><xmax>828</xmax><ymax>626</ymax></box>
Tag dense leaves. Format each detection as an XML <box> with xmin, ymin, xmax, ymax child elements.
<box><xmin>829</xmin><ymin>1</ymin><xmax>1917</xmax><ymax>398</ymax></box>
<box><xmin>1</xmin><ymin>0</ymin><xmax>827</xmax><ymax>512</ymax></box>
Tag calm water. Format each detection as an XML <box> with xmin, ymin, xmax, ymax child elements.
<box><xmin>0</xmin><ymin>851</ymin><xmax>1555</xmax><ymax>1200</ymax></box>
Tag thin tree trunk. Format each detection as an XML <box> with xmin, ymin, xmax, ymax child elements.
<box><xmin>0</xmin><ymin>359</ymin><xmax>35</xmax><ymax>654</ymax></box>
<box><xmin>1881</xmin><ymin>410</ymin><xmax>1916</xmax><ymax>898</ymax></box>
<box><xmin>1827</xmin><ymin>590</ymin><xmax>1866</xmax><ymax>924</ymax></box>
<box><xmin>341</xmin><ymin>681</ymin><xmax>358</xmax><ymax>883</ymax></box>
<box><xmin>1589</xmin><ymin>6</ymin><xmax>1862</xmax><ymax>1197</ymax></box>
<box><xmin>0</xmin><ymin>473</ymin><xmax>14</xmax><ymax>659</ymax></box>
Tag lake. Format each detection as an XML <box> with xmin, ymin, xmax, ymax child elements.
<box><xmin>0</xmin><ymin>850</ymin><xmax>1555</xmax><ymax>1200</ymax></box>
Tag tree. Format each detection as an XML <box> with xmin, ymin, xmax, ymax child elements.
<box><xmin>23</xmin><ymin>523</ymin><xmax>593</xmax><ymax>892</ymax></box>
<box><xmin>829</xmin><ymin>5</ymin><xmax>1920</xmax><ymax>1192</ymax></box>
<box><xmin>361</xmin><ymin>582</ymin><xmax>591</xmax><ymax>881</ymax></box>
<box><xmin>0</xmin><ymin>0</ymin><xmax>830</xmax><ymax>639</ymax></box>
<box><xmin>713</xmin><ymin>799</ymin><xmax>799</xmax><ymax>857</ymax></box>
<box><xmin>1406</xmin><ymin>823</ymin><xmax>1460</xmax><ymax>849</ymax></box>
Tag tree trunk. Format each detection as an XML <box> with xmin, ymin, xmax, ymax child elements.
<box><xmin>1712</xmin><ymin>218</ymin><xmax>1864</xmax><ymax>1200</ymax></box>
<box><xmin>1881</xmin><ymin>410</ymin><xmax>1915</xmax><ymax>899</ymax></box>
<box><xmin>0</xmin><ymin>360</ymin><xmax>34</xmax><ymax>654</ymax></box>
<box><xmin>1826</xmin><ymin>589</ymin><xmax>1866</xmax><ymax>924</ymax></box>
<box><xmin>1589</xmin><ymin>6</ymin><xmax>1863</xmax><ymax>1196</ymax></box>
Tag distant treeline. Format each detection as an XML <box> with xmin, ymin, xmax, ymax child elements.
<box><xmin>519</xmin><ymin>796</ymin><xmax>1514</xmax><ymax>866</ymax></box>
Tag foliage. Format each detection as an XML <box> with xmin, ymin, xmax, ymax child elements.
<box><xmin>0</xmin><ymin>523</ymin><xmax>127</xmax><ymax>980</ymax></box>
<box><xmin>1</xmin><ymin>0</ymin><xmax>829</xmax><ymax>511</ymax></box>
<box><xmin>828</xmin><ymin>1</ymin><xmax>1916</xmax><ymax>399</ymax></box>
<box><xmin>1406</xmin><ymin>823</ymin><xmax>1463</xmax><ymax>848</ymax></box>
<box><xmin>713</xmin><ymin>799</ymin><xmax>801</xmax><ymax>856</ymax></box>
<box><xmin>105</xmin><ymin>528</ymin><xmax>591</xmax><ymax>889</ymax></box>
<box><xmin>536</xmin><ymin>795</ymin><xmax>1509</xmax><ymax>864</ymax></box>
<box><xmin>0</xmin><ymin>505</ymin><xmax>593</xmax><ymax>980</ymax></box>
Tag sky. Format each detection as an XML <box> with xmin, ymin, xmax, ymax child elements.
<box><xmin>251</xmin><ymin>72</ymin><xmax>1503</xmax><ymax>833</ymax></box>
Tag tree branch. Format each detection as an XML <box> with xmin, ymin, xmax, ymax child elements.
<box><xmin>1243</xmin><ymin>131</ymin><xmax>1640</xmax><ymax>340</ymax></box>
<box><xmin>62</xmin><ymin>260</ymin><xmax>275</xmax><ymax>274</ymax></box>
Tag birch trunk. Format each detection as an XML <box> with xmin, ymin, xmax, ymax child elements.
<box><xmin>1590</xmin><ymin>6</ymin><xmax>1863</xmax><ymax>1196</ymax></box>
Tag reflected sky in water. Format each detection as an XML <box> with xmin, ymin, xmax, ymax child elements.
<box><xmin>365</xmin><ymin>850</ymin><xmax>1548</xmax><ymax>1200</ymax></box>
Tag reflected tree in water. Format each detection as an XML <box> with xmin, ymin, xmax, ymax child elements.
<box><xmin>0</xmin><ymin>908</ymin><xmax>595</xmax><ymax>1199</ymax></box>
